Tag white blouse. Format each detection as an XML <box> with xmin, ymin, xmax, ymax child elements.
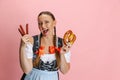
<box><xmin>25</xmin><ymin>43</ymin><xmax>71</xmax><ymax>63</ymax></box>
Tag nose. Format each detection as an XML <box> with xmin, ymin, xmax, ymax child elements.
<box><xmin>41</xmin><ymin>23</ymin><xmax>46</xmax><ymax>29</ymax></box>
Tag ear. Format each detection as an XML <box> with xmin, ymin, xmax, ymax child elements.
<box><xmin>53</xmin><ymin>20</ymin><xmax>57</xmax><ymax>27</ymax></box>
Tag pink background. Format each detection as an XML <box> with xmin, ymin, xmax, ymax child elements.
<box><xmin>0</xmin><ymin>0</ymin><xmax>120</xmax><ymax>80</ymax></box>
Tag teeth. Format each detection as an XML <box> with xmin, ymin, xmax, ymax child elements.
<box><xmin>43</xmin><ymin>29</ymin><xmax>48</xmax><ymax>33</ymax></box>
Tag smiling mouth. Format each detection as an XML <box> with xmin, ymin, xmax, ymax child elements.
<box><xmin>42</xmin><ymin>29</ymin><xmax>49</xmax><ymax>35</ymax></box>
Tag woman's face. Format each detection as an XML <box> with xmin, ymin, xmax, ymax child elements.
<box><xmin>38</xmin><ymin>14</ymin><xmax>56</xmax><ymax>36</ymax></box>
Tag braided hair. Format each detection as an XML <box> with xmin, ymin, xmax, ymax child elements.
<box><xmin>33</xmin><ymin>11</ymin><xmax>60</xmax><ymax>68</ymax></box>
<box><xmin>33</xmin><ymin>33</ymin><xmax>42</xmax><ymax>67</ymax></box>
<box><xmin>54</xmin><ymin>27</ymin><xmax>61</xmax><ymax>68</ymax></box>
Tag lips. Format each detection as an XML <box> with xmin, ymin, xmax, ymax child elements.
<box><xmin>42</xmin><ymin>29</ymin><xmax>49</xmax><ymax>35</ymax></box>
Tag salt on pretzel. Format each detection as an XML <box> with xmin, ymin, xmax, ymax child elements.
<box><xmin>63</xmin><ymin>30</ymin><xmax>76</xmax><ymax>46</ymax></box>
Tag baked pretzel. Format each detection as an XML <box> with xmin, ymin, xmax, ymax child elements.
<box><xmin>63</xmin><ymin>30</ymin><xmax>76</xmax><ymax>46</ymax></box>
<box><xmin>18</xmin><ymin>24</ymin><xmax>29</xmax><ymax>36</ymax></box>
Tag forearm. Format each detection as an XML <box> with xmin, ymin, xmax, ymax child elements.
<box><xmin>60</xmin><ymin>53</ymin><xmax>70</xmax><ymax>74</ymax></box>
<box><xmin>19</xmin><ymin>44</ymin><xmax>33</xmax><ymax>74</ymax></box>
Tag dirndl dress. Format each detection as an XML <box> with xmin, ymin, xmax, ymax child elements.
<box><xmin>21</xmin><ymin>35</ymin><xmax>63</xmax><ymax>80</ymax></box>
<box><xmin>24</xmin><ymin>54</ymin><xmax>59</xmax><ymax>80</ymax></box>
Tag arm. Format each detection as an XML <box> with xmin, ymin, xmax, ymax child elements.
<box><xmin>59</xmin><ymin>45</ymin><xmax>71</xmax><ymax>74</ymax></box>
<box><xmin>59</xmin><ymin>30</ymin><xmax>76</xmax><ymax>74</ymax></box>
<box><xmin>19</xmin><ymin>35</ymin><xmax>33</xmax><ymax>74</ymax></box>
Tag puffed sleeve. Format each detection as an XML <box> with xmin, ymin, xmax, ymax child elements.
<box><xmin>25</xmin><ymin>43</ymin><xmax>33</xmax><ymax>59</ymax></box>
<box><xmin>64</xmin><ymin>51</ymin><xmax>71</xmax><ymax>63</ymax></box>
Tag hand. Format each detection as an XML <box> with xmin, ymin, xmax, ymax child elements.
<box><xmin>18</xmin><ymin>24</ymin><xmax>33</xmax><ymax>44</ymax></box>
<box><xmin>21</xmin><ymin>34</ymin><xmax>33</xmax><ymax>44</ymax></box>
<box><xmin>60</xmin><ymin>44</ymin><xmax>71</xmax><ymax>54</ymax></box>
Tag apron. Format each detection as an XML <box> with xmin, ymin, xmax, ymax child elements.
<box><xmin>21</xmin><ymin>34</ymin><xmax>63</xmax><ymax>80</ymax></box>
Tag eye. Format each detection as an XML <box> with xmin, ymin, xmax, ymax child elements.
<box><xmin>38</xmin><ymin>22</ymin><xmax>43</xmax><ymax>26</ymax></box>
<box><xmin>45</xmin><ymin>21</ymin><xmax>49</xmax><ymax>24</ymax></box>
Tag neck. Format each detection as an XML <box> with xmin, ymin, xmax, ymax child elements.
<box><xmin>42</xmin><ymin>33</ymin><xmax>54</xmax><ymax>39</ymax></box>
<box><xmin>41</xmin><ymin>34</ymin><xmax>54</xmax><ymax>45</ymax></box>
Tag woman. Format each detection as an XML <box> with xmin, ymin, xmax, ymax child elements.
<box><xmin>19</xmin><ymin>11</ymin><xmax>71</xmax><ymax>80</ymax></box>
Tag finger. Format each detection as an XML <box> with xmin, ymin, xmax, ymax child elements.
<box><xmin>19</xmin><ymin>25</ymin><xmax>26</xmax><ymax>35</ymax></box>
<box><xmin>67</xmin><ymin>45</ymin><xmax>71</xmax><ymax>48</ymax></box>
<box><xmin>26</xmin><ymin>38</ymin><xmax>30</xmax><ymax>42</ymax></box>
<box><xmin>26</xmin><ymin>24</ymin><xmax>28</xmax><ymax>34</ymax></box>
<box><xmin>65</xmin><ymin>42</ymin><xmax>71</xmax><ymax>48</ymax></box>
<box><xmin>22</xmin><ymin>36</ymin><xmax>30</xmax><ymax>43</ymax></box>
<box><xmin>63</xmin><ymin>48</ymin><xmax>67</xmax><ymax>52</ymax></box>
<box><xmin>62</xmin><ymin>47</ymin><xmax>69</xmax><ymax>53</ymax></box>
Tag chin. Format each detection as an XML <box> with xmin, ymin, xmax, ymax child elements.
<box><xmin>42</xmin><ymin>33</ymin><xmax>48</xmax><ymax>37</ymax></box>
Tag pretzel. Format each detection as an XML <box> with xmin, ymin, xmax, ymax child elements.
<box><xmin>18</xmin><ymin>24</ymin><xmax>29</xmax><ymax>36</ymax></box>
<box><xmin>63</xmin><ymin>30</ymin><xmax>76</xmax><ymax>46</ymax></box>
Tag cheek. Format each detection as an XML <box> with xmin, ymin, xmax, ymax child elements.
<box><xmin>38</xmin><ymin>26</ymin><xmax>42</xmax><ymax>31</ymax></box>
<box><xmin>49</xmin><ymin>23</ymin><xmax>55</xmax><ymax>29</ymax></box>
<box><xmin>47</xmin><ymin>24</ymin><xmax>51</xmax><ymax>29</ymax></box>
<box><xmin>49</xmin><ymin>26</ymin><xmax>54</xmax><ymax>30</ymax></box>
